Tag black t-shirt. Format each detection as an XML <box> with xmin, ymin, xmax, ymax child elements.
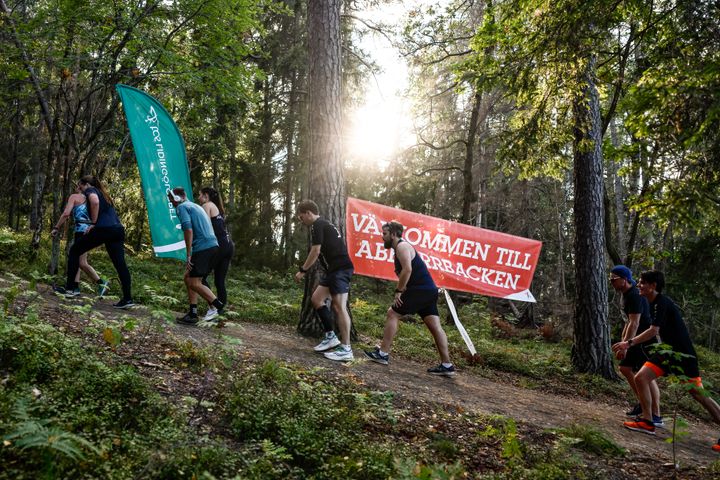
<box><xmin>310</xmin><ymin>217</ymin><xmax>353</xmax><ymax>272</ymax></box>
<box><xmin>84</xmin><ymin>187</ymin><xmax>121</xmax><ymax>228</ymax></box>
<box><xmin>622</xmin><ymin>286</ymin><xmax>656</xmax><ymax>347</ymax></box>
<box><xmin>650</xmin><ymin>293</ymin><xmax>697</xmax><ymax>357</ymax></box>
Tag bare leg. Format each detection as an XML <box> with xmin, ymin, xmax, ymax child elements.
<box><xmin>690</xmin><ymin>387</ymin><xmax>720</xmax><ymax>424</ymax></box>
<box><xmin>331</xmin><ymin>292</ymin><xmax>350</xmax><ymax>345</ymax></box>
<box><xmin>633</xmin><ymin>366</ymin><xmax>657</xmax><ymax>422</ymax></box>
<box><xmin>186</xmin><ymin>276</ymin><xmax>217</xmax><ymax>304</ymax></box>
<box><xmin>311</xmin><ymin>286</ymin><xmax>331</xmax><ymax>309</ymax></box>
<box><xmin>380</xmin><ymin>308</ymin><xmax>402</xmax><ymax>354</ymax></box>
<box><xmin>620</xmin><ymin>365</ymin><xmax>640</xmax><ymax>400</ymax></box>
<box><xmin>650</xmin><ymin>379</ymin><xmax>661</xmax><ymax>417</ymax></box>
<box><xmin>422</xmin><ymin>314</ymin><xmax>451</xmax><ymax>364</ymax></box>
<box><xmin>78</xmin><ymin>253</ymin><xmax>100</xmax><ymax>283</ymax></box>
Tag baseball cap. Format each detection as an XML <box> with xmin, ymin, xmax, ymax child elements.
<box><xmin>610</xmin><ymin>265</ymin><xmax>635</xmax><ymax>286</ymax></box>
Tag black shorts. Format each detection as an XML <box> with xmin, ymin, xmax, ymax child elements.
<box><xmin>319</xmin><ymin>268</ymin><xmax>353</xmax><ymax>294</ymax></box>
<box><xmin>647</xmin><ymin>352</ymin><xmax>700</xmax><ymax>379</ymax></box>
<box><xmin>189</xmin><ymin>247</ymin><xmax>218</xmax><ymax>278</ymax></box>
<box><xmin>619</xmin><ymin>344</ymin><xmax>651</xmax><ymax>371</ymax></box>
<box><xmin>391</xmin><ymin>289</ymin><xmax>439</xmax><ymax>318</ymax></box>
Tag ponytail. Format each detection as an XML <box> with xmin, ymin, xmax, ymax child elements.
<box><xmin>80</xmin><ymin>175</ymin><xmax>114</xmax><ymax>206</ymax></box>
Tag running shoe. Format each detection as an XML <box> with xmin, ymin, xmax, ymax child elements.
<box><xmin>712</xmin><ymin>439</ymin><xmax>720</xmax><ymax>452</ymax></box>
<box><xmin>323</xmin><ymin>346</ymin><xmax>354</xmax><ymax>362</ymax></box>
<box><xmin>364</xmin><ymin>347</ymin><xmax>389</xmax><ymax>365</ymax></box>
<box><xmin>427</xmin><ymin>364</ymin><xmax>456</xmax><ymax>377</ymax></box>
<box><xmin>314</xmin><ymin>333</ymin><xmax>341</xmax><ymax>352</ymax></box>
<box><xmin>176</xmin><ymin>313</ymin><xmax>199</xmax><ymax>325</ymax></box>
<box><xmin>97</xmin><ymin>279</ymin><xmax>110</xmax><ymax>297</ymax></box>
<box><xmin>623</xmin><ymin>418</ymin><xmax>656</xmax><ymax>435</ymax></box>
<box><xmin>652</xmin><ymin>415</ymin><xmax>665</xmax><ymax>428</ymax></box>
<box><xmin>202</xmin><ymin>307</ymin><xmax>219</xmax><ymax>321</ymax></box>
<box><xmin>626</xmin><ymin>403</ymin><xmax>642</xmax><ymax>417</ymax></box>
<box><xmin>54</xmin><ymin>286</ymin><xmax>80</xmax><ymax>298</ymax></box>
<box><xmin>113</xmin><ymin>298</ymin><xmax>135</xmax><ymax>309</ymax></box>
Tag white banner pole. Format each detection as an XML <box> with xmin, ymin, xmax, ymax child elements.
<box><xmin>442</xmin><ymin>288</ymin><xmax>477</xmax><ymax>356</ymax></box>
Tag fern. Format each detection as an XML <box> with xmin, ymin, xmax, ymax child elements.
<box><xmin>3</xmin><ymin>400</ymin><xmax>100</xmax><ymax>461</ymax></box>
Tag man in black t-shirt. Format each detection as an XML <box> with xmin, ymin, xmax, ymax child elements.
<box><xmin>294</xmin><ymin>200</ymin><xmax>354</xmax><ymax>362</ymax></box>
<box><xmin>609</xmin><ymin>265</ymin><xmax>662</xmax><ymax>424</ymax></box>
<box><xmin>613</xmin><ymin>271</ymin><xmax>720</xmax><ymax>452</ymax></box>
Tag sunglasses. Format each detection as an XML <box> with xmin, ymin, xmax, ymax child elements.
<box><xmin>609</xmin><ymin>275</ymin><xmax>622</xmax><ymax>281</ymax></box>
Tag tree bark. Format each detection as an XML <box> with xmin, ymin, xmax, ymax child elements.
<box><xmin>298</xmin><ymin>0</ymin><xmax>355</xmax><ymax>338</ymax></box>
<box><xmin>570</xmin><ymin>55</ymin><xmax>615</xmax><ymax>379</ymax></box>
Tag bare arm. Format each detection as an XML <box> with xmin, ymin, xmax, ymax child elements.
<box><xmin>184</xmin><ymin>229</ymin><xmax>193</xmax><ymax>270</ymax></box>
<box><xmin>395</xmin><ymin>242</ymin><xmax>413</xmax><ymax>291</ymax></box>
<box><xmin>295</xmin><ymin>244</ymin><xmax>321</xmax><ymax>282</ymax></box>
<box><xmin>622</xmin><ymin>313</ymin><xmax>641</xmax><ymax>341</ymax></box>
<box><xmin>612</xmin><ymin>325</ymin><xmax>660</xmax><ymax>353</ymax></box>
<box><xmin>51</xmin><ymin>196</ymin><xmax>79</xmax><ymax>235</ymax></box>
<box><xmin>87</xmin><ymin>192</ymin><xmax>100</xmax><ymax>224</ymax></box>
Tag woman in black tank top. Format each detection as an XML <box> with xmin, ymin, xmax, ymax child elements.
<box><xmin>199</xmin><ymin>187</ymin><xmax>235</xmax><ymax>306</ymax></box>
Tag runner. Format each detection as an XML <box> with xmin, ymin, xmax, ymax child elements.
<box><xmin>51</xmin><ymin>184</ymin><xmax>109</xmax><ymax>296</ymax></box>
<box><xmin>364</xmin><ymin>221</ymin><xmax>455</xmax><ymax>377</ymax></box>
<box><xmin>56</xmin><ymin>175</ymin><xmax>133</xmax><ymax>308</ymax></box>
<box><xmin>612</xmin><ymin>271</ymin><xmax>720</xmax><ymax>451</ymax></box>
<box><xmin>294</xmin><ymin>200</ymin><xmax>354</xmax><ymax>362</ymax></box>
<box><xmin>198</xmin><ymin>187</ymin><xmax>234</xmax><ymax>309</ymax></box>
<box><xmin>168</xmin><ymin>187</ymin><xmax>223</xmax><ymax>325</ymax></box>
<box><xmin>609</xmin><ymin>265</ymin><xmax>662</xmax><ymax>426</ymax></box>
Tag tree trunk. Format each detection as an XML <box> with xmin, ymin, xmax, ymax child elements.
<box><xmin>298</xmin><ymin>0</ymin><xmax>354</xmax><ymax>338</ymax></box>
<box><xmin>570</xmin><ymin>55</ymin><xmax>615</xmax><ymax>379</ymax></box>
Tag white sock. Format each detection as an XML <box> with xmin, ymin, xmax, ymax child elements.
<box><xmin>379</xmin><ymin>349</ymin><xmax>389</xmax><ymax>357</ymax></box>
<box><xmin>442</xmin><ymin>363</ymin><xmax>453</xmax><ymax>368</ymax></box>
<box><xmin>342</xmin><ymin>344</ymin><xmax>351</xmax><ymax>351</ymax></box>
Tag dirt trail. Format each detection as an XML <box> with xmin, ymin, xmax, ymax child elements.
<box><xmin>217</xmin><ymin>321</ymin><xmax>719</xmax><ymax>468</ymax></box>
<box><xmin>20</xmin><ymin>282</ymin><xmax>720</xmax><ymax>470</ymax></box>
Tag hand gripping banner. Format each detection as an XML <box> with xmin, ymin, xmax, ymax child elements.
<box><xmin>116</xmin><ymin>84</ymin><xmax>192</xmax><ymax>261</ymax></box>
<box><xmin>346</xmin><ymin>198</ymin><xmax>542</xmax><ymax>302</ymax></box>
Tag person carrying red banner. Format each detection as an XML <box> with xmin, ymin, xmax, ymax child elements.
<box><xmin>364</xmin><ymin>221</ymin><xmax>455</xmax><ymax>377</ymax></box>
<box><xmin>295</xmin><ymin>200</ymin><xmax>355</xmax><ymax>362</ymax></box>
<box><xmin>612</xmin><ymin>271</ymin><xmax>720</xmax><ymax>452</ymax></box>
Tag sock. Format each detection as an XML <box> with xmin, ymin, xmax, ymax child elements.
<box><xmin>212</xmin><ymin>298</ymin><xmax>224</xmax><ymax>310</ymax></box>
<box><xmin>315</xmin><ymin>305</ymin><xmax>334</xmax><ymax>332</ymax></box>
<box><xmin>97</xmin><ymin>279</ymin><xmax>103</xmax><ymax>284</ymax></box>
<box><xmin>379</xmin><ymin>349</ymin><xmax>389</xmax><ymax>357</ymax></box>
<box><xmin>190</xmin><ymin>304</ymin><xmax>198</xmax><ymax>316</ymax></box>
<box><xmin>342</xmin><ymin>344</ymin><xmax>351</xmax><ymax>351</ymax></box>
<box><xmin>442</xmin><ymin>362</ymin><xmax>453</xmax><ymax>368</ymax></box>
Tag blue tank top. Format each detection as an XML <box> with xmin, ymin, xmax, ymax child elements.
<box><xmin>394</xmin><ymin>241</ymin><xmax>437</xmax><ymax>290</ymax></box>
<box><xmin>72</xmin><ymin>203</ymin><xmax>91</xmax><ymax>233</ymax></box>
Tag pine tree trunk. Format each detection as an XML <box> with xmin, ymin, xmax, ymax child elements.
<box><xmin>298</xmin><ymin>0</ymin><xmax>355</xmax><ymax>338</ymax></box>
<box><xmin>570</xmin><ymin>55</ymin><xmax>615</xmax><ymax>379</ymax></box>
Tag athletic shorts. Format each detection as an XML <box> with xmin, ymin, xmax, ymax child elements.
<box><xmin>645</xmin><ymin>352</ymin><xmax>700</xmax><ymax>379</ymax></box>
<box><xmin>189</xmin><ymin>247</ymin><xmax>218</xmax><ymax>278</ymax></box>
<box><xmin>391</xmin><ymin>289</ymin><xmax>439</xmax><ymax>318</ymax></box>
<box><xmin>619</xmin><ymin>344</ymin><xmax>652</xmax><ymax>371</ymax></box>
<box><xmin>319</xmin><ymin>268</ymin><xmax>353</xmax><ymax>294</ymax></box>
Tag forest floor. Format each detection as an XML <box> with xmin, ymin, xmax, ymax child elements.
<box><xmin>20</xmin><ymin>279</ymin><xmax>720</xmax><ymax>479</ymax></box>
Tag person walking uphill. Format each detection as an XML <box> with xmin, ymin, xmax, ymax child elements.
<box><xmin>198</xmin><ymin>187</ymin><xmax>234</xmax><ymax>308</ymax></box>
<box><xmin>364</xmin><ymin>221</ymin><xmax>455</xmax><ymax>377</ymax></box>
<box><xmin>168</xmin><ymin>187</ymin><xmax>224</xmax><ymax>326</ymax></box>
<box><xmin>56</xmin><ymin>175</ymin><xmax>133</xmax><ymax>308</ymax></box>
<box><xmin>609</xmin><ymin>265</ymin><xmax>662</xmax><ymax>426</ymax></box>
<box><xmin>294</xmin><ymin>199</ymin><xmax>355</xmax><ymax>362</ymax></box>
<box><xmin>51</xmin><ymin>183</ymin><xmax>110</xmax><ymax>297</ymax></box>
<box><xmin>612</xmin><ymin>271</ymin><xmax>720</xmax><ymax>452</ymax></box>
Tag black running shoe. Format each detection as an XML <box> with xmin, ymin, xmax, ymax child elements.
<box><xmin>113</xmin><ymin>298</ymin><xmax>135</xmax><ymax>309</ymax></box>
<box><xmin>427</xmin><ymin>364</ymin><xmax>456</xmax><ymax>377</ymax></box>
<box><xmin>364</xmin><ymin>347</ymin><xmax>389</xmax><ymax>365</ymax></box>
<box><xmin>176</xmin><ymin>313</ymin><xmax>199</xmax><ymax>325</ymax></box>
<box><xmin>54</xmin><ymin>286</ymin><xmax>80</xmax><ymax>297</ymax></box>
<box><xmin>626</xmin><ymin>403</ymin><xmax>642</xmax><ymax>417</ymax></box>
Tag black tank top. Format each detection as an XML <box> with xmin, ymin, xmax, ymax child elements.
<box><xmin>394</xmin><ymin>240</ymin><xmax>436</xmax><ymax>290</ymax></box>
<box><xmin>210</xmin><ymin>214</ymin><xmax>231</xmax><ymax>250</ymax></box>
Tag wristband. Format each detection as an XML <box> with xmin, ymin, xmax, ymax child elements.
<box><xmin>299</xmin><ymin>266</ymin><xmax>307</xmax><ymax>273</ymax></box>
<box><xmin>627</xmin><ymin>338</ymin><xmax>633</xmax><ymax>347</ymax></box>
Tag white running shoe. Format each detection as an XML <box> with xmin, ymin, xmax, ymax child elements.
<box><xmin>314</xmin><ymin>333</ymin><xmax>341</xmax><ymax>352</ymax></box>
<box><xmin>323</xmin><ymin>346</ymin><xmax>354</xmax><ymax>362</ymax></box>
<box><xmin>202</xmin><ymin>307</ymin><xmax>219</xmax><ymax>321</ymax></box>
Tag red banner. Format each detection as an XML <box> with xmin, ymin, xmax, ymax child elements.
<box><xmin>346</xmin><ymin>198</ymin><xmax>542</xmax><ymax>302</ymax></box>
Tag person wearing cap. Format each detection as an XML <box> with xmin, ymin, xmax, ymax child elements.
<box><xmin>613</xmin><ymin>271</ymin><xmax>720</xmax><ymax>452</ymax></box>
<box><xmin>168</xmin><ymin>187</ymin><xmax>224</xmax><ymax>325</ymax></box>
<box><xmin>609</xmin><ymin>265</ymin><xmax>662</xmax><ymax>425</ymax></box>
